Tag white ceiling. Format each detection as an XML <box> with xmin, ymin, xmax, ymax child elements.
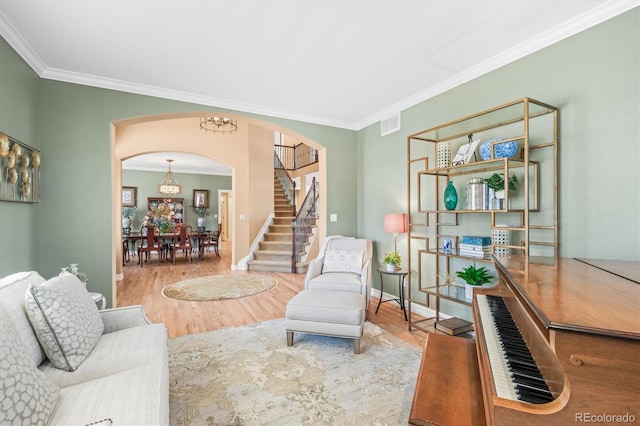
<box><xmin>1</xmin><ymin>1</ymin><xmax>636</xmax><ymax>132</ymax></box>
<box><xmin>122</xmin><ymin>152</ymin><xmax>232</xmax><ymax>176</ymax></box>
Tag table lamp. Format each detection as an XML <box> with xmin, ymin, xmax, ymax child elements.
<box><xmin>384</xmin><ymin>213</ymin><xmax>407</xmax><ymax>252</ymax></box>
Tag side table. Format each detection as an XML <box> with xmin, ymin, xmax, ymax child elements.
<box><xmin>375</xmin><ymin>268</ymin><xmax>408</xmax><ymax>321</ymax></box>
<box><xmin>89</xmin><ymin>292</ymin><xmax>106</xmax><ymax>310</ymax></box>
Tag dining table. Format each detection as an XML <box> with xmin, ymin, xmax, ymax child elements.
<box><xmin>122</xmin><ymin>229</ymin><xmax>213</xmax><ymax>265</ymax></box>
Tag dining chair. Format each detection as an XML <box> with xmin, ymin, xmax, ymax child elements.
<box><xmin>169</xmin><ymin>224</ymin><xmax>193</xmax><ymax>264</ymax></box>
<box><xmin>137</xmin><ymin>225</ymin><xmax>163</xmax><ymax>267</ymax></box>
<box><xmin>202</xmin><ymin>223</ymin><xmax>221</xmax><ymax>259</ymax></box>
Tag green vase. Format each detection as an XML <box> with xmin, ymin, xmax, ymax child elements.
<box><xmin>444</xmin><ymin>181</ymin><xmax>458</xmax><ymax>210</ymax></box>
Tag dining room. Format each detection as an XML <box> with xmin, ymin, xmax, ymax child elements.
<box><xmin>121</xmin><ymin>152</ymin><xmax>232</xmax><ymax>268</ymax></box>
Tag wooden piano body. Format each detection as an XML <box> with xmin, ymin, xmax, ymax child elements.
<box><xmin>410</xmin><ymin>256</ymin><xmax>640</xmax><ymax>426</ymax></box>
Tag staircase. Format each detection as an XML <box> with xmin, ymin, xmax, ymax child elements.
<box><xmin>248</xmin><ymin>175</ymin><xmax>314</xmax><ymax>273</ymax></box>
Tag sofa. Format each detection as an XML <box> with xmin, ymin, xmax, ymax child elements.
<box><xmin>0</xmin><ymin>271</ymin><xmax>169</xmax><ymax>425</ymax></box>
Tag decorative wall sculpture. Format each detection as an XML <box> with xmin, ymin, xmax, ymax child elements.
<box><xmin>0</xmin><ymin>132</ymin><xmax>40</xmax><ymax>203</ymax></box>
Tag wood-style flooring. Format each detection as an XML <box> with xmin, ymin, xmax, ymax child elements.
<box><xmin>117</xmin><ymin>240</ymin><xmax>428</xmax><ymax>349</ymax></box>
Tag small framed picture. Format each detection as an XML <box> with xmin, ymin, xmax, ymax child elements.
<box><xmin>122</xmin><ymin>186</ymin><xmax>137</xmax><ymax>207</ymax></box>
<box><xmin>451</xmin><ymin>139</ymin><xmax>480</xmax><ymax>166</ymax></box>
<box><xmin>193</xmin><ymin>189</ymin><xmax>209</xmax><ymax>208</ymax></box>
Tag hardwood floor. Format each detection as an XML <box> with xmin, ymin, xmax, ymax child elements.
<box><xmin>117</xmin><ymin>240</ymin><xmax>428</xmax><ymax>349</ymax></box>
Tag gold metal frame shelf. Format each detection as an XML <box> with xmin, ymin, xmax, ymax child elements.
<box><xmin>406</xmin><ymin>97</ymin><xmax>558</xmax><ymax>331</ymax></box>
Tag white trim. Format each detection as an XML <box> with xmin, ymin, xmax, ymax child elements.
<box><xmin>370</xmin><ymin>287</ymin><xmax>445</xmax><ymax>321</ymax></box>
<box><xmin>234</xmin><ymin>213</ymin><xmax>274</xmax><ymax>270</ymax></box>
<box><xmin>357</xmin><ymin>1</ymin><xmax>639</xmax><ymax>130</ymax></box>
<box><xmin>0</xmin><ymin>2</ymin><xmax>636</xmax><ymax>131</ymax></box>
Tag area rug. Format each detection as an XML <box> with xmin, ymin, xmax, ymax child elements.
<box><xmin>169</xmin><ymin>318</ymin><xmax>421</xmax><ymax>426</ymax></box>
<box><xmin>162</xmin><ymin>274</ymin><xmax>277</xmax><ymax>301</ymax></box>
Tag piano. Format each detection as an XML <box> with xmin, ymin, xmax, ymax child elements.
<box><xmin>410</xmin><ymin>256</ymin><xmax>640</xmax><ymax>425</ymax></box>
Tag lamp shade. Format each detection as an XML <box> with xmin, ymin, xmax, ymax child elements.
<box><xmin>384</xmin><ymin>213</ymin><xmax>407</xmax><ymax>234</ymax></box>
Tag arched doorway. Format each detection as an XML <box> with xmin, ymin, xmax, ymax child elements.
<box><xmin>111</xmin><ymin>112</ymin><xmax>326</xmax><ymax>304</ymax></box>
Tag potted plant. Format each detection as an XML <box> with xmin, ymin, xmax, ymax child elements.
<box><xmin>381</xmin><ymin>251</ymin><xmax>401</xmax><ymax>271</ymax></box>
<box><xmin>60</xmin><ymin>263</ymin><xmax>88</xmax><ymax>284</ymax></box>
<box><xmin>122</xmin><ymin>206</ymin><xmax>136</xmax><ymax>230</ymax></box>
<box><xmin>456</xmin><ymin>262</ymin><xmax>493</xmax><ymax>300</ymax></box>
<box><xmin>484</xmin><ymin>173</ymin><xmax>518</xmax><ymax>209</ymax></box>
<box><xmin>193</xmin><ymin>207</ymin><xmax>210</xmax><ymax>229</ymax></box>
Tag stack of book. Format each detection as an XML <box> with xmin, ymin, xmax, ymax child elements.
<box><xmin>459</xmin><ymin>236</ymin><xmax>491</xmax><ymax>258</ymax></box>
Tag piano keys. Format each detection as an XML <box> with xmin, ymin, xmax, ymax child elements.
<box><xmin>410</xmin><ymin>256</ymin><xmax>640</xmax><ymax>425</ymax></box>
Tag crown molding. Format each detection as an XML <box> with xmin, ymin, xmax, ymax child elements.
<box><xmin>2</xmin><ymin>2</ymin><xmax>637</xmax><ymax>132</ymax></box>
<box><xmin>356</xmin><ymin>1</ymin><xmax>639</xmax><ymax>131</ymax></box>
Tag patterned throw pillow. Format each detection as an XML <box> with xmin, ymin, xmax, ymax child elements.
<box><xmin>322</xmin><ymin>250</ymin><xmax>364</xmax><ymax>273</ymax></box>
<box><xmin>0</xmin><ymin>304</ymin><xmax>60</xmax><ymax>425</ymax></box>
<box><xmin>25</xmin><ymin>273</ymin><xmax>104</xmax><ymax>371</ymax></box>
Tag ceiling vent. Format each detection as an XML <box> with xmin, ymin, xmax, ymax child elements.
<box><xmin>381</xmin><ymin>113</ymin><xmax>401</xmax><ymax>136</ymax></box>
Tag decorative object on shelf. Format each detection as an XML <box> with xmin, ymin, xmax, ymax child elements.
<box><xmin>443</xmin><ymin>181</ymin><xmax>458</xmax><ymax>210</ymax></box>
<box><xmin>194</xmin><ymin>207</ymin><xmax>210</xmax><ymax>230</ymax></box>
<box><xmin>466</xmin><ymin>177</ymin><xmax>489</xmax><ymax>210</ymax></box>
<box><xmin>122</xmin><ymin>206</ymin><xmax>137</xmax><ymax>233</ymax></box>
<box><xmin>435</xmin><ymin>141</ymin><xmax>450</xmax><ymax>168</ymax></box>
<box><xmin>484</xmin><ymin>173</ymin><xmax>518</xmax><ymax>209</ymax></box>
<box><xmin>384</xmin><ymin>213</ymin><xmax>407</xmax><ymax>252</ymax></box>
<box><xmin>441</xmin><ymin>237</ymin><xmax>453</xmax><ymax>254</ymax></box>
<box><xmin>157</xmin><ymin>159</ymin><xmax>182</xmax><ymax>195</ymax></box>
<box><xmin>121</xmin><ymin>186</ymin><xmax>137</xmax><ymax>207</ymax></box>
<box><xmin>381</xmin><ymin>251</ymin><xmax>401</xmax><ymax>272</ymax></box>
<box><xmin>144</xmin><ymin>200</ymin><xmax>176</xmax><ymax>233</ymax></box>
<box><xmin>193</xmin><ymin>189</ymin><xmax>209</xmax><ymax>208</ymax></box>
<box><xmin>479</xmin><ymin>137</ymin><xmax>519</xmax><ymax>160</ymax></box>
<box><xmin>456</xmin><ymin>262</ymin><xmax>494</xmax><ymax>301</ymax></box>
<box><xmin>0</xmin><ymin>132</ymin><xmax>40</xmax><ymax>203</ymax></box>
<box><xmin>492</xmin><ymin>226</ymin><xmax>510</xmax><ymax>256</ymax></box>
<box><xmin>451</xmin><ymin>134</ymin><xmax>479</xmax><ymax>166</ymax></box>
<box><xmin>60</xmin><ymin>263</ymin><xmax>87</xmax><ymax>284</ymax></box>
<box><xmin>199</xmin><ymin>116</ymin><xmax>238</xmax><ymax>134</ymax></box>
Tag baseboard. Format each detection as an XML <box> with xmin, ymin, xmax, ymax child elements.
<box><xmin>370</xmin><ymin>287</ymin><xmax>447</xmax><ymax>321</ymax></box>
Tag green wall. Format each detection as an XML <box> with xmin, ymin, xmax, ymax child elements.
<box><xmin>358</xmin><ymin>9</ymin><xmax>639</xmax><ymax>308</ymax></box>
<box><xmin>0</xmin><ymin>35</ymin><xmax>40</xmax><ymax>273</ymax></box>
<box><xmin>0</xmin><ymin>9</ymin><xmax>637</xmax><ymax>313</ymax></box>
<box><xmin>122</xmin><ymin>169</ymin><xmax>232</xmax><ymax>230</ymax></box>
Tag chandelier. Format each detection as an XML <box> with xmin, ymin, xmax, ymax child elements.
<box><xmin>157</xmin><ymin>159</ymin><xmax>182</xmax><ymax>195</ymax></box>
<box><xmin>200</xmin><ymin>116</ymin><xmax>237</xmax><ymax>134</ymax></box>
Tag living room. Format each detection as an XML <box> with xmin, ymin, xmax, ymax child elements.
<box><xmin>0</xmin><ymin>2</ymin><xmax>638</xmax><ymax>425</ymax></box>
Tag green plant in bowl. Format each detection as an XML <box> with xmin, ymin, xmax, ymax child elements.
<box><xmin>456</xmin><ymin>262</ymin><xmax>493</xmax><ymax>286</ymax></box>
<box><xmin>381</xmin><ymin>251</ymin><xmax>401</xmax><ymax>267</ymax></box>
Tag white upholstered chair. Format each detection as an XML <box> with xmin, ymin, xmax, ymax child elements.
<box><xmin>304</xmin><ymin>236</ymin><xmax>373</xmax><ymax>308</ymax></box>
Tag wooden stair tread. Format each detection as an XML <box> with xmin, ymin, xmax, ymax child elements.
<box><xmin>409</xmin><ymin>333</ymin><xmax>486</xmax><ymax>426</ymax></box>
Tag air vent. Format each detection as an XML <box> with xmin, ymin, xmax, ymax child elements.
<box><xmin>381</xmin><ymin>113</ymin><xmax>401</xmax><ymax>136</ymax></box>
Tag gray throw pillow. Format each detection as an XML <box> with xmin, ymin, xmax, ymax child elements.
<box><xmin>0</xmin><ymin>304</ymin><xmax>60</xmax><ymax>424</ymax></box>
<box><xmin>25</xmin><ymin>273</ymin><xmax>104</xmax><ymax>371</ymax></box>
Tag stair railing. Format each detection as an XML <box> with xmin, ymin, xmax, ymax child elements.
<box><xmin>291</xmin><ymin>177</ymin><xmax>319</xmax><ymax>272</ymax></box>
<box><xmin>274</xmin><ymin>151</ymin><xmax>296</xmax><ymax>214</ymax></box>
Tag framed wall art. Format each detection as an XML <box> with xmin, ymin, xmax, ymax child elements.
<box><xmin>122</xmin><ymin>186</ymin><xmax>137</xmax><ymax>207</ymax></box>
<box><xmin>0</xmin><ymin>132</ymin><xmax>41</xmax><ymax>203</ymax></box>
<box><xmin>451</xmin><ymin>139</ymin><xmax>480</xmax><ymax>166</ymax></box>
<box><xmin>193</xmin><ymin>189</ymin><xmax>209</xmax><ymax>208</ymax></box>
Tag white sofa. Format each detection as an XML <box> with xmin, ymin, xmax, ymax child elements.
<box><xmin>0</xmin><ymin>271</ymin><xmax>169</xmax><ymax>425</ymax></box>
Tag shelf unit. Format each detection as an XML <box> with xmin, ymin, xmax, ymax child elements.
<box><xmin>147</xmin><ymin>197</ymin><xmax>185</xmax><ymax>225</ymax></box>
<box><xmin>406</xmin><ymin>98</ymin><xmax>558</xmax><ymax>332</ymax></box>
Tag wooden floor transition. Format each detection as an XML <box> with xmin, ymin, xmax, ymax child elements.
<box><xmin>117</xmin><ymin>240</ymin><xmax>428</xmax><ymax>349</ymax></box>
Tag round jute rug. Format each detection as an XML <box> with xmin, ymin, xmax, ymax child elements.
<box><xmin>162</xmin><ymin>274</ymin><xmax>277</xmax><ymax>301</ymax></box>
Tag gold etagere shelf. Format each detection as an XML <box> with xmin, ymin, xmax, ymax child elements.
<box><xmin>406</xmin><ymin>97</ymin><xmax>558</xmax><ymax>332</ymax></box>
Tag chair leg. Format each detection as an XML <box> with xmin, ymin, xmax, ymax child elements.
<box><xmin>354</xmin><ymin>338</ymin><xmax>361</xmax><ymax>354</ymax></box>
<box><xmin>287</xmin><ymin>331</ymin><xmax>294</xmax><ymax>347</ymax></box>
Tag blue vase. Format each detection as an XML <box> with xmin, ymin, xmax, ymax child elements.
<box><xmin>444</xmin><ymin>181</ymin><xmax>458</xmax><ymax>210</ymax></box>
<box><xmin>479</xmin><ymin>138</ymin><xmax>518</xmax><ymax>160</ymax></box>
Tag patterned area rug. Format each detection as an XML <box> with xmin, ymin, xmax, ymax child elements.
<box><xmin>169</xmin><ymin>318</ymin><xmax>421</xmax><ymax>425</ymax></box>
<box><xmin>162</xmin><ymin>275</ymin><xmax>277</xmax><ymax>301</ymax></box>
